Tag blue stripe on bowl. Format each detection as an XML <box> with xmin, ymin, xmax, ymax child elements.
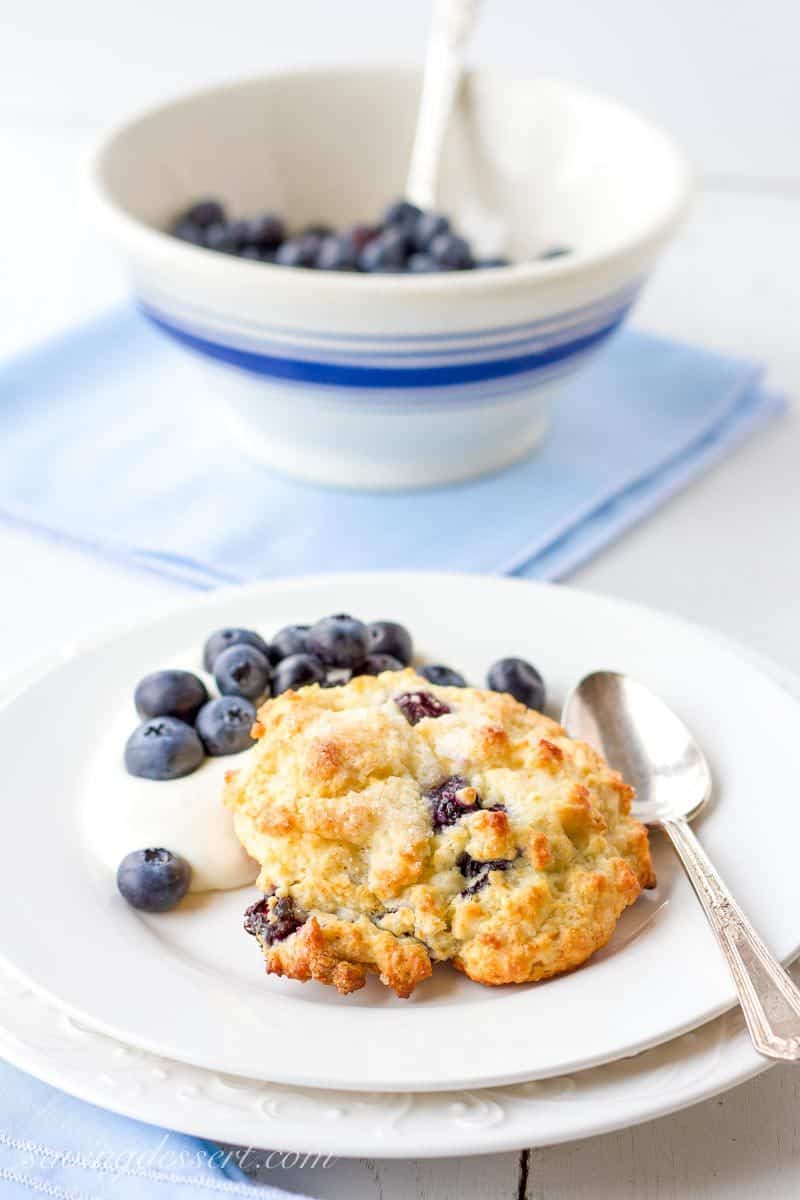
<box><xmin>285</xmin><ymin>348</ymin><xmax>604</xmax><ymax>413</ymax></box>
<box><xmin>142</xmin><ymin>298</ymin><xmax>634</xmax><ymax>368</ymax></box>
<box><xmin>142</xmin><ymin>305</ymin><xmax>630</xmax><ymax>390</ymax></box>
<box><xmin>139</xmin><ymin>279</ymin><xmax>641</xmax><ymax>352</ymax></box>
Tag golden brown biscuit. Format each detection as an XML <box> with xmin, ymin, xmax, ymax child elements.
<box><xmin>225</xmin><ymin>669</ymin><xmax>654</xmax><ymax>997</ymax></box>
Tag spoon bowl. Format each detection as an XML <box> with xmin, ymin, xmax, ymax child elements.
<box><xmin>562</xmin><ymin>670</ymin><xmax>711</xmax><ymax>826</ymax></box>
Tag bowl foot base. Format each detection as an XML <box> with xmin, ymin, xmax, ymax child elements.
<box><xmin>221</xmin><ymin>401</ymin><xmax>550</xmax><ymax>491</ymax></box>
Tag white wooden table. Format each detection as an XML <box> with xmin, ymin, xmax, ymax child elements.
<box><xmin>2</xmin><ymin>2</ymin><xmax>799</xmax><ymax>1195</ymax></box>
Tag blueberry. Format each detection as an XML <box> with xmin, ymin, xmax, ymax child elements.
<box><xmin>358</xmin><ymin>227</ymin><xmax>408</xmax><ymax>273</ymax></box>
<box><xmin>214</xmin><ymin>644</ymin><xmax>272</xmax><ymax>701</ymax></box>
<box><xmin>487</xmin><ymin>657</ymin><xmax>545</xmax><ymax>710</ymax></box>
<box><xmin>316</xmin><ymin>234</ymin><xmax>359</xmax><ymax>271</ymax></box>
<box><xmin>134</xmin><ymin>670</ymin><xmax>208</xmax><ymax>724</ymax></box>
<box><xmin>382</xmin><ymin>199</ymin><xmax>422</xmax><ymax>229</ymax></box>
<box><xmin>358</xmin><ymin>653</ymin><xmax>404</xmax><ymax>675</ymax></box>
<box><xmin>395</xmin><ymin>690</ymin><xmax>451</xmax><ymax>725</ymax></box>
<box><xmin>274</xmin><ymin>235</ymin><xmax>320</xmax><ymax>268</ymax></box>
<box><xmin>419</xmin><ymin>664</ymin><xmax>466</xmax><ymax>688</ymax></box>
<box><xmin>300</xmin><ymin>233</ymin><xmax>325</xmax><ymax>260</ymax></box>
<box><xmin>366</xmin><ymin>620</ymin><xmax>413</xmax><ymax>665</ymax></box>
<box><xmin>539</xmin><ymin>245</ymin><xmax>570</xmax><ymax>260</ymax></box>
<box><xmin>343</xmin><ymin>223</ymin><xmax>379</xmax><ymax>251</ymax></box>
<box><xmin>302</xmin><ymin>223</ymin><xmax>334</xmax><ymax>238</ymax></box>
<box><xmin>203</xmin><ymin>222</ymin><xmax>238</xmax><ymax>253</ymax></box>
<box><xmin>457</xmin><ymin>852</ymin><xmax>514</xmax><ymax>895</ymax></box>
<box><xmin>117</xmin><ymin>848</ymin><xmax>192</xmax><ymax>912</ymax></box>
<box><xmin>246</xmin><ymin>213</ymin><xmax>285</xmax><ymax>249</ymax></box>
<box><xmin>238</xmin><ymin>245</ymin><xmax>264</xmax><ymax>260</ymax></box>
<box><xmin>428</xmin><ymin>775</ymin><xmax>478</xmax><ymax>830</ymax></box>
<box><xmin>183</xmin><ymin>199</ymin><xmax>226</xmax><ymax>229</ymax></box>
<box><xmin>226</xmin><ymin>219</ymin><xmax>254</xmax><ymax>249</ymax></box>
<box><xmin>429</xmin><ymin>232</ymin><xmax>473</xmax><ymax>270</ymax></box>
<box><xmin>272</xmin><ymin>653</ymin><xmax>327</xmax><ymax>695</ymax></box>
<box><xmin>196</xmin><ymin>696</ymin><xmax>257</xmax><ymax>755</ymax></box>
<box><xmin>407</xmin><ymin>253</ymin><xmax>443</xmax><ymax>273</ymax></box>
<box><xmin>412</xmin><ymin>211</ymin><xmax>450</xmax><ymax>250</ymax></box>
<box><xmin>203</xmin><ymin>628</ymin><xmax>271</xmax><ymax>672</ymax></box>
<box><xmin>124</xmin><ymin>717</ymin><xmax>205</xmax><ymax>781</ymax></box>
<box><xmin>244</xmin><ymin>893</ymin><xmax>306</xmax><ymax>945</ymax></box>
<box><xmin>270</xmin><ymin>624</ymin><xmax>311</xmax><ymax>662</ymax></box>
<box><xmin>308</xmin><ymin>614</ymin><xmax>368</xmax><ymax>668</ymax></box>
<box><xmin>273</xmin><ymin>238</ymin><xmax>302</xmax><ymax>267</ymax></box>
<box><xmin>476</xmin><ymin>256</ymin><xmax>510</xmax><ymax>268</ymax></box>
<box><xmin>172</xmin><ymin>219</ymin><xmax>205</xmax><ymax>245</ymax></box>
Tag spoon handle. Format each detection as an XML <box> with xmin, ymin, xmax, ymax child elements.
<box><xmin>665</xmin><ymin>815</ymin><xmax>800</xmax><ymax>1061</ymax></box>
<box><xmin>405</xmin><ymin>0</ymin><xmax>483</xmax><ymax>209</ymax></box>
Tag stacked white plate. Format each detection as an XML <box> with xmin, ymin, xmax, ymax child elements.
<box><xmin>1</xmin><ymin>573</ymin><xmax>798</xmax><ymax>1156</ymax></box>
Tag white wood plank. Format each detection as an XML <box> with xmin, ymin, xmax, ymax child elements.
<box><xmin>0</xmin><ymin>126</ymin><xmax>125</xmax><ymax>360</ymax></box>
<box><xmin>372</xmin><ymin>1152</ymin><xmax>522</xmax><ymax>1200</ymax></box>
<box><xmin>635</xmin><ymin>188</ymin><xmax>800</xmax><ymax>392</ymax></box>
<box><xmin>1</xmin><ymin>0</ymin><xmax>799</xmax><ymax>178</ymax></box>
<box><xmin>573</xmin><ymin>186</ymin><xmax>800</xmax><ymax>671</ymax></box>
<box><xmin>531</xmin><ymin>1065</ymin><xmax>800</xmax><ymax>1199</ymax></box>
<box><xmin>238</xmin><ymin>1149</ymin><xmax>522</xmax><ymax>1199</ymax></box>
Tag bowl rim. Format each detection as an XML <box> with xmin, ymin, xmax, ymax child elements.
<box><xmin>83</xmin><ymin>63</ymin><xmax>695</xmax><ymax>296</ymax></box>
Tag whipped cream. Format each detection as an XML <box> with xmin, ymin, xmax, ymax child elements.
<box><xmin>82</xmin><ymin>704</ymin><xmax>258</xmax><ymax>893</ymax></box>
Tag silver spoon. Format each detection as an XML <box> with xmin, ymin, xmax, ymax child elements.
<box><xmin>562</xmin><ymin>669</ymin><xmax>800</xmax><ymax>1063</ymax></box>
<box><xmin>405</xmin><ymin>0</ymin><xmax>483</xmax><ymax>209</ymax></box>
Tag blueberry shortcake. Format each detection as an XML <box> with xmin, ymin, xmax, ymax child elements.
<box><xmin>224</xmin><ymin>669</ymin><xmax>655</xmax><ymax>997</ymax></box>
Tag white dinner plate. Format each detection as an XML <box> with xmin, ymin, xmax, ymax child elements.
<box><xmin>2</xmin><ymin>635</ymin><xmax>797</xmax><ymax>1156</ymax></box>
<box><xmin>2</xmin><ymin>573</ymin><xmax>800</xmax><ymax>1094</ymax></box>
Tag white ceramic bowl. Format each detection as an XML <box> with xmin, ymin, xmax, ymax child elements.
<box><xmin>86</xmin><ymin>67</ymin><xmax>691</xmax><ymax>489</ymax></box>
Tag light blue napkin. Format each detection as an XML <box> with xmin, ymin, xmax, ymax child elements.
<box><xmin>0</xmin><ymin>306</ymin><xmax>785</xmax><ymax>589</ymax></box>
<box><xmin>0</xmin><ymin>1059</ymin><xmax>308</xmax><ymax>1198</ymax></box>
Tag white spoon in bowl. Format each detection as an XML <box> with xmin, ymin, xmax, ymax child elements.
<box><xmin>405</xmin><ymin>0</ymin><xmax>484</xmax><ymax>210</ymax></box>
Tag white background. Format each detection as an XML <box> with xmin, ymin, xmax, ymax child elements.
<box><xmin>1</xmin><ymin>1</ymin><xmax>800</xmax><ymax>1196</ymax></box>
